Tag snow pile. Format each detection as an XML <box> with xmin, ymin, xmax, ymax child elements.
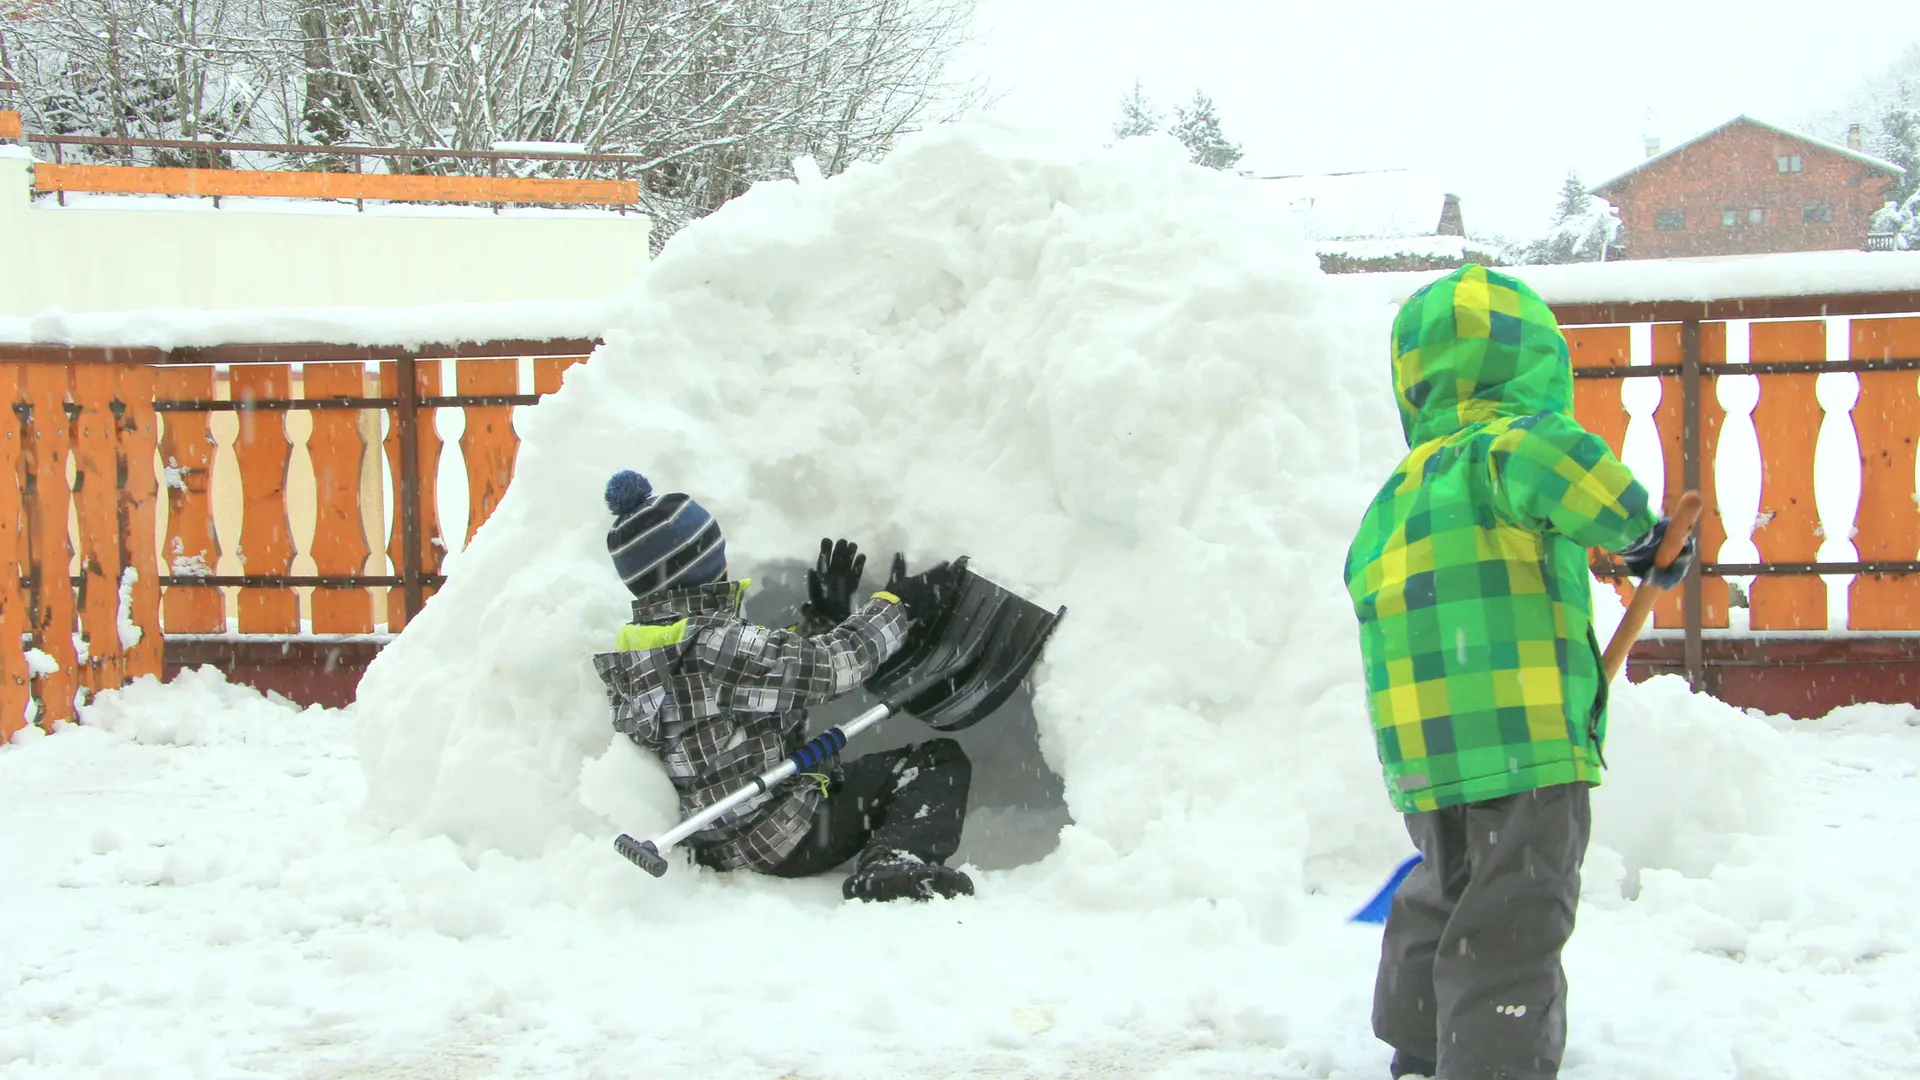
<box><xmin>353</xmin><ymin>117</ymin><xmax>1791</xmax><ymax>913</ymax></box>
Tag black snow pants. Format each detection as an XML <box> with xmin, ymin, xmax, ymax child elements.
<box><xmin>1373</xmin><ymin>781</ymin><xmax>1592</xmax><ymax>1080</ymax></box>
<box><xmin>767</xmin><ymin>738</ymin><xmax>971</xmax><ymax>877</ymax></box>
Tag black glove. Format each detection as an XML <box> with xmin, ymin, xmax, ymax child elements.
<box><xmin>882</xmin><ymin>553</ymin><xmax>959</xmax><ymax>622</ymax></box>
<box><xmin>1619</xmin><ymin>517</ymin><xmax>1697</xmax><ymax>590</ymax></box>
<box><xmin>804</xmin><ymin>538</ymin><xmax>865</xmax><ymax>626</ymax></box>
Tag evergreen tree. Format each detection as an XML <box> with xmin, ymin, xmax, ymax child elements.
<box><xmin>1169</xmin><ymin>90</ymin><xmax>1242</xmax><ymax>171</ymax></box>
<box><xmin>1111</xmin><ymin>79</ymin><xmax>1160</xmax><ymax>141</ymax></box>
<box><xmin>1877</xmin><ymin>107</ymin><xmax>1919</xmax><ymax>206</ymax></box>
<box><xmin>1552</xmin><ymin>170</ymin><xmax>1589</xmax><ymax>225</ymax></box>
<box><xmin>1523</xmin><ymin>170</ymin><xmax>1617</xmax><ymax>264</ymax></box>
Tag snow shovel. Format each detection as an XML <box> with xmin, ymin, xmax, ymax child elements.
<box><xmin>614</xmin><ymin>558</ymin><xmax>1067</xmax><ymax>877</ymax></box>
<box><xmin>1352</xmin><ymin>492</ymin><xmax>1704</xmax><ymax>924</ymax></box>
<box><xmin>1601</xmin><ymin>490</ymin><xmax>1704</xmax><ymax>683</ymax></box>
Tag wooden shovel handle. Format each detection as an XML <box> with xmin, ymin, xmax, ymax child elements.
<box><xmin>1601</xmin><ymin>490</ymin><xmax>1704</xmax><ymax>684</ymax></box>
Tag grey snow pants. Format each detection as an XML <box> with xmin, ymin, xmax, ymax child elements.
<box><xmin>1373</xmin><ymin>782</ymin><xmax>1592</xmax><ymax>1080</ymax></box>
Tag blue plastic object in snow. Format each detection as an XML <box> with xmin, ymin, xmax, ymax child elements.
<box><xmin>1351</xmin><ymin>854</ymin><xmax>1424</xmax><ymax>924</ymax></box>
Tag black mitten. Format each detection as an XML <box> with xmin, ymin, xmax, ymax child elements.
<box><xmin>1619</xmin><ymin>517</ymin><xmax>1697</xmax><ymax>590</ymax></box>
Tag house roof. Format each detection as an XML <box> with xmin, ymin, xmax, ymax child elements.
<box><xmin>1592</xmin><ymin>115</ymin><xmax>1906</xmax><ymax>196</ymax></box>
<box><xmin>1251</xmin><ymin>169</ymin><xmax>1454</xmax><ymax>241</ymax></box>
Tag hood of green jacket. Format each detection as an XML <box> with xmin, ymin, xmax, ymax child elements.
<box><xmin>1391</xmin><ymin>264</ymin><xmax>1574</xmax><ymax>446</ymax></box>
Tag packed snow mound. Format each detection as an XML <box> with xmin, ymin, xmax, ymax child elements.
<box><xmin>354</xmin><ymin>119</ymin><xmax>1790</xmax><ymax>912</ymax></box>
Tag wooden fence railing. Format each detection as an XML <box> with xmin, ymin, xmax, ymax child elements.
<box><xmin>23</xmin><ymin>132</ymin><xmax>652</xmax><ymax>210</ymax></box>
<box><xmin>1560</xmin><ymin>292</ymin><xmax>1920</xmax><ymax>691</ymax></box>
<box><xmin>5</xmin><ymin>290</ymin><xmax>1920</xmax><ymax>732</ymax></box>
<box><xmin>0</xmin><ymin>338</ymin><xmax>592</xmax><ymax>738</ymax></box>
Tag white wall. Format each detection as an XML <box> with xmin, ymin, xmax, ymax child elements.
<box><xmin>0</xmin><ymin>151</ymin><xmax>652</xmax><ymax>317</ymax></box>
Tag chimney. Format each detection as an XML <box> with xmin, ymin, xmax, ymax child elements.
<box><xmin>1847</xmin><ymin>123</ymin><xmax>1865</xmax><ymax>151</ymax></box>
<box><xmin>1437</xmin><ymin>193</ymin><xmax>1464</xmax><ymax>237</ymax></box>
<box><xmin>1644</xmin><ymin>136</ymin><xmax>1661</xmax><ymax>159</ymax></box>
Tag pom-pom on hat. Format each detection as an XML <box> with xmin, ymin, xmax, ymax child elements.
<box><xmin>604</xmin><ymin>470</ymin><xmax>727</xmax><ymax>598</ymax></box>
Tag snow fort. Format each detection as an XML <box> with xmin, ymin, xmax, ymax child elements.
<box><xmin>353</xmin><ymin>118</ymin><xmax>1790</xmax><ymax>926</ymax></box>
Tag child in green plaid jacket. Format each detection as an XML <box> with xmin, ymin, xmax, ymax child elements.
<box><xmin>1344</xmin><ymin>265</ymin><xmax>1694</xmax><ymax>1080</ymax></box>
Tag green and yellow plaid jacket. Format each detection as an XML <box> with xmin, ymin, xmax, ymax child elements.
<box><xmin>1345</xmin><ymin>265</ymin><xmax>1659</xmax><ymax>813</ymax></box>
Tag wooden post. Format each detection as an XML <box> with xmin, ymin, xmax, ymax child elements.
<box><xmin>400</xmin><ymin>354</ymin><xmax>424</xmax><ymax>622</ymax></box>
<box><xmin>0</xmin><ymin>365</ymin><xmax>30</xmax><ymax>738</ymax></box>
<box><xmin>69</xmin><ymin>364</ymin><xmax>125</xmax><ymax>693</ymax></box>
<box><xmin>1680</xmin><ymin>320</ymin><xmax>1705</xmax><ymax>692</ymax></box>
<box><xmin>457</xmin><ymin>358</ymin><xmax>521</xmax><ymax>542</ymax></box>
<box><xmin>157</xmin><ymin>365</ymin><xmax>225</xmax><ymax>633</ymax></box>
<box><xmin>1747</xmin><ymin>322</ymin><xmax>1827</xmax><ymax>630</ymax></box>
<box><xmin>383</xmin><ymin>355</ymin><xmax>442</xmax><ymax>629</ymax></box>
<box><xmin>116</xmin><ymin>363</ymin><xmax>163</xmax><ymax>680</ymax></box>
<box><xmin>231</xmin><ymin>365</ymin><xmax>299</xmax><ymax>632</ymax></box>
<box><xmin>1849</xmin><ymin>317</ymin><xmax>1920</xmax><ymax>629</ymax></box>
<box><xmin>23</xmin><ymin>365</ymin><xmax>77</xmax><ymax>725</ymax></box>
<box><xmin>306</xmin><ymin>362</ymin><xmax>373</xmax><ymax>633</ymax></box>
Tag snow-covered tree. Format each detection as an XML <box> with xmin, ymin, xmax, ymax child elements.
<box><xmin>1522</xmin><ymin>171</ymin><xmax>1618</xmax><ymax>264</ymax></box>
<box><xmin>1168</xmin><ymin>90</ymin><xmax>1241</xmax><ymax>171</ymax></box>
<box><xmin>1111</xmin><ymin>79</ymin><xmax>1160</xmax><ymax>141</ymax></box>
<box><xmin>1807</xmin><ymin>42</ymin><xmax>1920</xmax><ymax>208</ymax></box>
<box><xmin>5</xmin><ymin>0</ymin><xmax>985</xmax><ymax>241</ymax></box>
<box><xmin>1551</xmin><ymin>170</ymin><xmax>1589</xmax><ymax>226</ymax></box>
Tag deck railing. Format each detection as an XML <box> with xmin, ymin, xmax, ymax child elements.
<box><xmin>0</xmin><ymin>339</ymin><xmax>592</xmax><ymax>737</ymax></box>
<box><xmin>6</xmin><ymin>289</ymin><xmax>1920</xmax><ymax>731</ymax></box>
<box><xmin>1562</xmin><ymin>291</ymin><xmax>1920</xmax><ymax>690</ymax></box>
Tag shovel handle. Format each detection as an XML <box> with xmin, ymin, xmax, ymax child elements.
<box><xmin>1601</xmin><ymin>491</ymin><xmax>1703</xmax><ymax>684</ymax></box>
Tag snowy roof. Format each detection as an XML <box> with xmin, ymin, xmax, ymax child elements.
<box><xmin>1326</xmin><ymin>249</ymin><xmax>1920</xmax><ymax>312</ymax></box>
<box><xmin>1592</xmin><ymin>115</ymin><xmax>1907</xmax><ymax>196</ymax></box>
<box><xmin>1314</xmin><ymin>235</ymin><xmax>1505</xmax><ymax>262</ymax></box>
<box><xmin>1250</xmin><ymin>169</ymin><xmax>1454</xmax><ymax>241</ymax></box>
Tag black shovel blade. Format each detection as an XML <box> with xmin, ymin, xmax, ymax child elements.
<box><xmin>864</xmin><ymin>561</ymin><xmax>1066</xmax><ymax>732</ymax></box>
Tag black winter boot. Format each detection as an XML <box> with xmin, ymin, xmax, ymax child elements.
<box><xmin>1389</xmin><ymin>1050</ymin><xmax>1437</xmax><ymax>1078</ymax></box>
<box><xmin>842</xmin><ymin>855</ymin><xmax>974</xmax><ymax>902</ymax></box>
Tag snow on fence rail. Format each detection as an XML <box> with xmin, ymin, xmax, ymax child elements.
<box><xmin>0</xmin><ymin>338</ymin><xmax>593</xmax><ymax>737</ymax></box>
<box><xmin>24</xmin><ymin>132</ymin><xmax>651</xmax><ymax>210</ymax></box>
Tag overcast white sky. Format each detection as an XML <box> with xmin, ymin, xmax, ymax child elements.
<box><xmin>957</xmin><ymin>0</ymin><xmax>1916</xmax><ymax>240</ymax></box>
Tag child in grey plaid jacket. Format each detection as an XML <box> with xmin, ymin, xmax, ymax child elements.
<box><xmin>590</xmin><ymin>470</ymin><xmax>976</xmax><ymax>902</ymax></box>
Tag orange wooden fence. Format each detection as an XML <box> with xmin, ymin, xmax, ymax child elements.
<box><xmin>1561</xmin><ymin>291</ymin><xmax>1920</xmax><ymax>689</ymax></box>
<box><xmin>0</xmin><ymin>340</ymin><xmax>591</xmax><ymax>739</ymax></box>
<box><xmin>5</xmin><ymin>291</ymin><xmax>1920</xmax><ymax>731</ymax></box>
<box><xmin>34</xmin><ymin>163</ymin><xmax>639</xmax><ymax>206</ymax></box>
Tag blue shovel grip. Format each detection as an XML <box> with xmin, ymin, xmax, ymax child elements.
<box><xmin>787</xmin><ymin>727</ymin><xmax>848</xmax><ymax>771</ymax></box>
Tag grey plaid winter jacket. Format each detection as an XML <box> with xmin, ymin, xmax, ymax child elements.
<box><xmin>591</xmin><ymin>580</ymin><xmax>909</xmax><ymax>871</ymax></box>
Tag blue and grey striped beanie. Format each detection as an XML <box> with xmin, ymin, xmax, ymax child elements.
<box><xmin>604</xmin><ymin>470</ymin><xmax>728</xmax><ymax>598</ymax></box>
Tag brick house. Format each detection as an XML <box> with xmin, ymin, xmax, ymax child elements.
<box><xmin>1592</xmin><ymin>116</ymin><xmax>1905</xmax><ymax>260</ymax></box>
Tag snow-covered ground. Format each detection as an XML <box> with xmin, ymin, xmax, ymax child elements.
<box><xmin>5</xmin><ymin>675</ymin><xmax>1916</xmax><ymax>1079</ymax></box>
<box><xmin>4</xmin><ymin>120</ymin><xmax>1919</xmax><ymax>1078</ymax></box>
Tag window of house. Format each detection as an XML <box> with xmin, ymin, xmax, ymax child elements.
<box><xmin>1749</xmin><ymin>207</ymin><xmax>1765</xmax><ymax>225</ymax></box>
<box><xmin>1804</xmin><ymin>204</ymin><xmax>1834</xmax><ymax>222</ymax></box>
<box><xmin>1777</xmin><ymin>155</ymin><xmax>1804</xmax><ymax>173</ymax></box>
<box><xmin>1723</xmin><ymin>207</ymin><xmax>1739</xmax><ymax>227</ymax></box>
<box><xmin>1655</xmin><ymin>209</ymin><xmax>1685</xmax><ymax>231</ymax></box>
